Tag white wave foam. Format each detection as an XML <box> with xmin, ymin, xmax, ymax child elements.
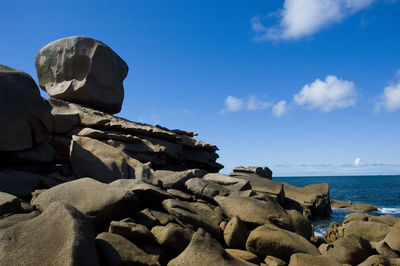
<box><xmin>378</xmin><ymin>207</ymin><xmax>400</xmax><ymax>214</ymax></box>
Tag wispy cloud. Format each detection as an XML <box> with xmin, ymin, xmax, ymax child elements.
<box><xmin>293</xmin><ymin>75</ymin><xmax>356</xmax><ymax>112</ymax></box>
<box><xmin>221</xmin><ymin>94</ymin><xmax>271</xmax><ymax>113</ymax></box>
<box><xmin>375</xmin><ymin>69</ymin><xmax>400</xmax><ymax>112</ymax></box>
<box><xmin>272</xmin><ymin>100</ymin><xmax>289</xmax><ymax>117</ymax></box>
<box><xmin>252</xmin><ymin>0</ymin><xmax>376</xmax><ymax>41</ymax></box>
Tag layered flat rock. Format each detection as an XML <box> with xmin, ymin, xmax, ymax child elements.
<box><xmin>0</xmin><ymin>65</ymin><xmax>52</xmax><ymax>151</ymax></box>
<box><xmin>36</xmin><ymin>36</ymin><xmax>128</xmax><ymax>114</ymax></box>
<box><xmin>246</xmin><ymin>223</ymin><xmax>320</xmax><ymax>262</ymax></box>
<box><xmin>0</xmin><ymin>202</ymin><xmax>99</xmax><ymax>265</ymax></box>
<box><xmin>331</xmin><ymin>200</ymin><xmax>378</xmax><ymax>212</ymax></box>
<box><xmin>214</xmin><ymin>195</ymin><xmax>292</xmax><ymax>229</ymax></box>
<box><xmin>343</xmin><ymin>212</ymin><xmax>400</xmax><ymax>226</ymax></box>
<box><xmin>96</xmin><ymin>232</ymin><xmax>159</xmax><ymax>266</ymax></box>
<box><xmin>162</xmin><ymin>199</ymin><xmax>223</xmax><ymax>238</ymax></box>
<box><xmin>70</xmin><ymin>135</ymin><xmax>152</xmax><ymax>183</ymax></box>
<box><xmin>32</xmin><ymin>177</ymin><xmax>138</xmax><ymax>224</ymax></box>
<box><xmin>232</xmin><ymin>166</ymin><xmax>272</xmax><ymax>179</ymax></box>
<box><xmin>168</xmin><ymin>228</ymin><xmax>254</xmax><ymax>266</ymax></box>
<box><xmin>203</xmin><ymin>173</ymin><xmax>250</xmax><ymax>191</ymax></box>
<box><xmin>154</xmin><ymin>169</ymin><xmax>207</xmax><ymax>189</ymax></box>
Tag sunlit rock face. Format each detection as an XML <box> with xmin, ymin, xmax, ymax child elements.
<box><xmin>35</xmin><ymin>36</ymin><xmax>128</xmax><ymax>114</ymax></box>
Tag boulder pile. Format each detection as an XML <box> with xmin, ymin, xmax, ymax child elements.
<box><xmin>2</xmin><ymin>36</ymin><xmax>395</xmax><ymax>265</ymax></box>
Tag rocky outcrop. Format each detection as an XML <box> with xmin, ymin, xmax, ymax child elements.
<box><xmin>331</xmin><ymin>200</ymin><xmax>378</xmax><ymax>212</ymax></box>
<box><xmin>35</xmin><ymin>36</ymin><xmax>128</xmax><ymax>114</ymax></box>
<box><xmin>231</xmin><ymin>166</ymin><xmax>273</xmax><ymax>179</ymax></box>
<box><xmin>288</xmin><ymin>253</ymin><xmax>341</xmax><ymax>266</ymax></box>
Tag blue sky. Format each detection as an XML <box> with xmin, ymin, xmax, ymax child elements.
<box><xmin>1</xmin><ymin>0</ymin><xmax>399</xmax><ymax>176</ymax></box>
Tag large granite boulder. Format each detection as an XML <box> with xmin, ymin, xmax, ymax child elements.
<box><xmin>185</xmin><ymin>178</ymin><xmax>230</xmax><ymax>200</ymax></box>
<box><xmin>35</xmin><ymin>36</ymin><xmax>128</xmax><ymax>114</ymax></box>
<box><xmin>168</xmin><ymin>228</ymin><xmax>254</xmax><ymax>266</ymax></box>
<box><xmin>246</xmin><ymin>223</ymin><xmax>320</xmax><ymax>262</ymax></box>
<box><xmin>344</xmin><ymin>221</ymin><xmax>391</xmax><ymax>242</ymax></box>
<box><xmin>109</xmin><ymin>218</ymin><xmax>156</xmax><ymax>243</ymax></box>
<box><xmin>0</xmin><ymin>65</ymin><xmax>52</xmax><ymax>151</ymax></box>
<box><xmin>323</xmin><ymin>234</ymin><xmax>373</xmax><ymax>265</ymax></box>
<box><xmin>70</xmin><ymin>135</ymin><xmax>153</xmax><ymax>183</ymax></box>
<box><xmin>224</xmin><ymin>216</ymin><xmax>248</xmax><ymax>249</ymax></box>
<box><xmin>0</xmin><ymin>202</ymin><xmax>99</xmax><ymax>265</ymax></box>
<box><xmin>32</xmin><ymin>177</ymin><xmax>138</xmax><ymax>224</ymax></box>
<box><xmin>96</xmin><ymin>232</ymin><xmax>159</xmax><ymax>266</ymax></box>
<box><xmin>203</xmin><ymin>173</ymin><xmax>250</xmax><ymax>191</ymax></box>
<box><xmin>214</xmin><ymin>195</ymin><xmax>292</xmax><ymax>229</ymax></box>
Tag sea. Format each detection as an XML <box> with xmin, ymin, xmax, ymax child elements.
<box><xmin>275</xmin><ymin>175</ymin><xmax>400</xmax><ymax>236</ymax></box>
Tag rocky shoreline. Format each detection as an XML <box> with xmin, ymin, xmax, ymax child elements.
<box><xmin>0</xmin><ymin>36</ymin><xmax>399</xmax><ymax>265</ymax></box>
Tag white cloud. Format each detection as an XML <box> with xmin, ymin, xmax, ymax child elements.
<box><xmin>222</xmin><ymin>95</ymin><xmax>244</xmax><ymax>113</ymax></box>
<box><xmin>252</xmin><ymin>0</ymin><xmax>375</xmax><ymax>41</ymax></box>
<box><xmin>354</xmin><ymin>157</ymin><xmax>361</xmax><ymax>167</ymax></box>
<box><xmin>375</xmin><ymin>83</ymin><xmax>400</xmax><ymax>112</ymax></box>
<box><xmin>247</xmin><ymin>94</ymin><xmax>271</xmax><ymax>110</ymax></box>
<box><xmin>221</xmin><ymin>94</ymin><xmax>271</xmax><ymax>113</ymax></box>
<box><xmin>272</xmin><ymin>101</ymin><xmax>288</xmax><ymax>117</ymax></box>
<box><xmin>293</xmin><ymin>75</ymin><xmax>356</xmax><ymax>112</ymax></box>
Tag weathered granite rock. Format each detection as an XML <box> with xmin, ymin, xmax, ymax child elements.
<box><xmin>226</xmin><ymin>249</ymin><xmax>260</xmax><ymax>264</ymax></box>
<box><xmin>232</xmin><ymin>166</ymin><xmax>273</xmax><ymax>179</ymax></box>
<box><xmin>0</xmin><ymin>169</ymin><xmax>41</xmax><ymax>198</ymax></box>
<box><xmin>110</xmin><ymin>179</ymin><xmax>171</xmax><ymax>205</ymax></box>
<box><xmin>154</xmin><ymin>169</ymin><xmax>207</xmax><ymax>189</ymax></box>
<box><xmin>109</xmin><ymin>218</ymin><xmax>156</xmax><ymax>243</ymax></box>
<box><xmin>0</xmin><ymin>65</ymin><xmax>52</xmax><ymax>151</ymax></box>
<box><xmin>36</xmin><ymin>36</ymin><xmax>128</xmax><ymax>114</ymax></box>
<box><xmin>288</xmin><ymin>253</ymin><xmax>341</xmax><ymax>266</ymax></box>
<box><xmin>323</xmin><ymin>234</ymin><xmax>373</xmax><ymax>265</ymax></box>
<box><xmin>246</xmin><ymin>223</ymin><xmax>320</xmax><ymax>262</ymax></box>
<box><xmin>0</xmin><ymin>192</ymin><xmax>24</xmax><ymax>216</ymax></box>
<box><xmin>384</xmin><ymin>220</ymin><xmax>400</xmax><ymax>253</ymax></box>
<box><xmin>168</xmin><ymin>228</ymin><xmax>254</xmax><ymax>266</ymax></box>
<box><xmin>331</xmin><ymin>200</ymin><xmax>378</xmax><ymax>212</ymax></box>
<box><xmin>214</xmin><ymin>195</ymin><xmax>292</xmax><ymax>229</ymax></box>
<box><xmin>229</xmin><ymin>173</ymin><xmax>285</xmax><ymax>205</ymax></box>
<box><xmin>70</xmin><ymin>135</ymin><xmax>153</xmax><ymax>183</ymax></box>
<box><xmin>224</xmin><ymin>216</ymin><xmax>248</xmax><ymax>249</ymax></box>
<box><xmin>203</xmin><ymin>173</ymin><xmax>250</xmax><ymax>191</ymax></box>
<box><xmin>0</xmin><ymin>211</ymin><xmax>39</xmax><ymax>229</ymax></box>
<box><xmin>134</xmin><ymin>208</ymin><xmax>174</xmax><ymax>229</ymax></box>
<box><xmin>286</xmin><ymin>209</ymin><xmax>313</xmax><ymax>239</ymax></box>
<box><xmin>372</xmin><ymin>240</ymin><xmax>400</xmax><ymax>258</ymax></box>
<box><xmin>32</xmin><ymin>177</ymin><xmax>138</xmax><ymax>224</ymax></box>
<box><xmin>96</xmin><ymin>232</ymin><xmax>159</xmax><ymax>266</ymax></box>
<box><xmin>166</xmin><ymin>188</ymin><xmax>193</xmax><ymax>201</ymax></box>
<box><xmin>264</xmin><ymin>255</ymin><xmax>287</xmax><ymax>266</ymax></box>
<box><xmin>151</xmin><ymin>223</ymin><xmax>194</xmax><ymax>254</ymax></box>
<box><xmin>343</xmin><ymin>212</ymin><xmax>400</xmax><ymax>226</ymax></box>
<box><xmin>185</xmin><ymin>178</ymin><xmax>230</xmax><ymax>200</ymax></box>
<box><xmin>0</xmin><ymin>202</ymin><xmax>99</xmax><ymax>265</ymax></box>
<box><xmin>48</xmin><ymin>98</ymin><xmax>223</xmax><ymax>172</ymax></box>
<box><xmin>357</xmin><ymin>255</ymin><xmax>391</xmax><ymax>266</ymax></box>
<box><xmin>162</xmin><ymin>199</ymin><xmax>223</xmax><ymax>238</ymax></box>
<box><xmin>1</xmin><ymin>142</ymin><xmax>55</xmax><ymax>164</ymax></box>
<box><xmin>344</xmin><ymin>221</ymin><xmax>391</xmax><ymax>242</ymax></box>
<box><xmin>283</xmin><ymin>182</ymin><xmax>331</xmax><ymax>218</ymax></box>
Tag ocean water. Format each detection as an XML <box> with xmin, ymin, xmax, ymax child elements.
<box><xmin>275</xmin><ymin>175</ymin><xmax>400</xmax><ymax>236</ymax></box>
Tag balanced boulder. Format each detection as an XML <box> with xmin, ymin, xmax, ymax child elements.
<box><xmin>0</xmin><ymin>65</ymin><xmax>52</xmax><ymax>151</ymax></box>
<box><xmin>35</xmin><ymin>36</ymin><xmax>128</xmax><ymax>114</ymax></box>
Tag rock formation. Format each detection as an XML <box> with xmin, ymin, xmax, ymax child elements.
<box><xmin>2</xmin><ymin>36</ymin><xmax>391</xmax><ymax>265</ymax></box>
